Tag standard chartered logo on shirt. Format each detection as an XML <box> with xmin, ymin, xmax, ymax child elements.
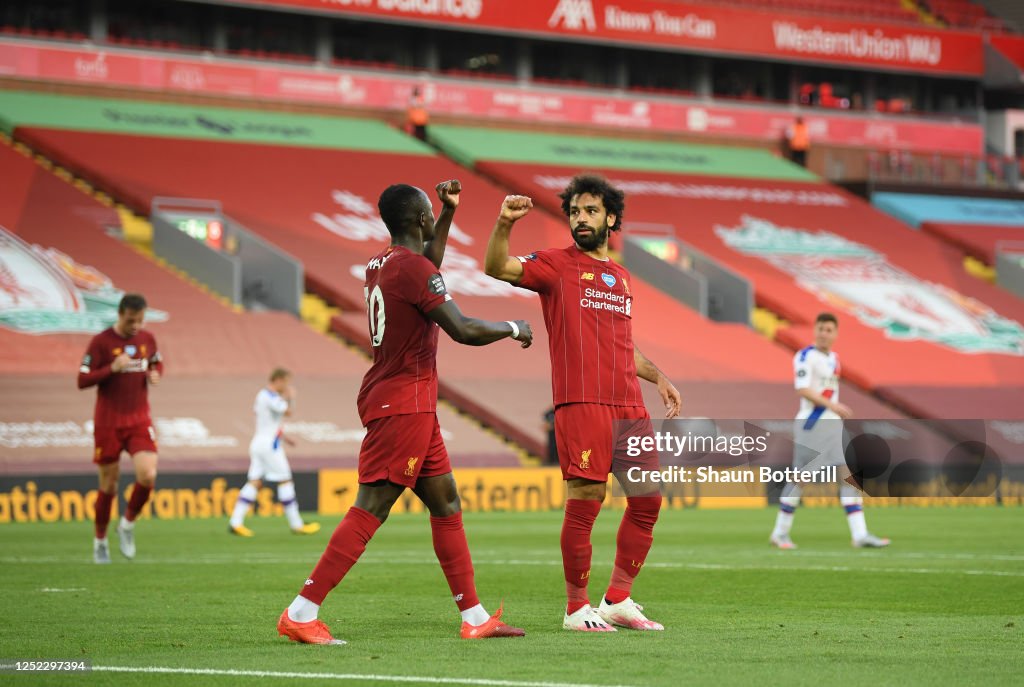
<box><xmin>580</xmin><ymin>287</ymin><xmax>628</xmax><ymax>314</ymax></box>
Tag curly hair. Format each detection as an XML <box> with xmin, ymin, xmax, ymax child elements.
<box><xmin>559</xmin><ymin>173</ymin><xmax>625</xmax><ymax>232</ymax></box>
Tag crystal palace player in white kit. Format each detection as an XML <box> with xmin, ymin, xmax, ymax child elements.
<box><xmin>769</xmin><ymin>312</ymin><xmax>890</xmax><ymax>549</ymax></box>
<box><xmin>228</xmin><ymin>368</ymin><xmax>320</xmax><ymax>537</ymax></box>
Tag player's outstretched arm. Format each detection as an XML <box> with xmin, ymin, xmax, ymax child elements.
<box><xmin>424</xmin><ymin>180</ymin><xmax>461</xmax><ymax>269</ymax></box>
<box><xmin>484</xmin><ymin>195</ymin><xmax>533</xmax><ymax>284</ymax></box>
<box><xmin>427</xmin><ymin>300</ymin><xmax>532</xmax><ymax>348</ymax></box>
<box><xmin>635</xmin><ymin>346</ymin><xmax>681</xmax><ymax>419</ymax></box>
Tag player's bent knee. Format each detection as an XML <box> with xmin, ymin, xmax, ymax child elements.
<box><xmin>628</xmin><ymin>492</ymin><xmax>663</xmax><ymax>509</ymax></box>
<box><xmin>427</xmin><ymin>494</ymin><xmax>461</xmax><ymax>518</ymax></box>
<box><xmin>779</xmin><ymin>495</ymin><xmax>801</xmax><ymax>509</ymax></box>
<box><xmin>363</xmin><ymin>502</ymin><xmax>394</xmax><ymax>523</ymax></box>
<box><xmin>354</xmin><ymin>482</ymin><xmax>404</xmax><ymax>523</ymax></box>
<box><xmin>567</xmin><ymin>479</ymin><xmax>606</xmax><ymax>501</ymax></box>
<box><xmin>98</xmin><ymin>465</ymin><xmax>120</xmax><ymax>492</ymax></box>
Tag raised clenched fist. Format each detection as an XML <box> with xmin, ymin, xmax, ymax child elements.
<box><xmin>500</xmin><ymin>195</ymin><xmax>533</xmax><ymax>222</ymax></box>
<box><xmin>436</xmin><ymin>180</ymin><xmax>462</xmax><ymax>209</ymax></box>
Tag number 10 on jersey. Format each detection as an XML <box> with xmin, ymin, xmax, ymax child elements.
<box><xmin>365</xmin><ymin>285</ymin><xmax>386</xmax><ymax>347</ymax></box>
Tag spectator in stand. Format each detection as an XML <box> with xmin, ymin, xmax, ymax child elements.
<box><xmin>787</xmin><ymin>116</ymin><xmax>810</xmax><ymax>168</ymax></box>
<box><xmin>407</xmin><ymin>87</ymin><xmax>429</xmax><ymax>142</ymax></box>
<box><xmin>798</xmin><ymin>83</ymin><xmax>816</xmax><ymax>107</ymax></box>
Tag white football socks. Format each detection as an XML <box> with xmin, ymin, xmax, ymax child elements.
<box><xmin>772</xmin><ymin>510</ymin><xmax>794</xmax><ymax>538</ymax></box>
<box><xmin>460</xmin><ymin>604</ymin><xmax>490</xmax><ymax>626</ymax></box>
<box><xmin>284</xmin><ymin>503</ymin><xmax>304</xmax><ymax>530</ymax></box>
<box><xmin>772</xmin><ymin>494</ymin><xmax>800</xmax><ymax>538</ymax></box>
<box><xmin>287</xmin><ymin>596</ymin><xmax>320</xmax><ymax>623</ymax></box>
<box><xmin>278</xmin><ymin>482</ymin><xmax>305</xmax><ymax>529</ymax></box>
<box><xmin>842</xmin><ymin>497</ymin><xmax>868</xmax><ymax>540</ymax></box>
<box><xmin>230</xmin><ymin>483</ymin><xmax>259</xmax><ymax>528</ymax></box>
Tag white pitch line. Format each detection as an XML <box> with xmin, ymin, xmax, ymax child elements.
<box><xmin>758</xmin><ymin>550</ymin><xmax>1024</xmax><ymax>562</ymax></box>
<box><xmin>92</xmin><ymin>666</ymin><xmax>640</xmax><ymax>687</ymax></box>
<box><xmin>38</xmin><ymin>587</ymin><xmax>87</xmax><ymax>592</ymax></box>
<box><xmin>4</xmin><ymin>556</ymin><xmax>1023</xmax><ymax>577</ymax></box>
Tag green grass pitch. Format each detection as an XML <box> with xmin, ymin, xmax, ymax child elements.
<box><xmin>1</xmin><ymin>507</ymin><xmax>1021</xmax><ymax>686</ymax></box>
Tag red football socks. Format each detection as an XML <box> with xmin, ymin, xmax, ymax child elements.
<box><xmin>125</xmin><ymin>482</ymin><xmax>152</xmax><ymax>522</ymax></box>
<box><xmin>94</xmin><ymin>489</ymin><xmax>114</xmax><ymax>538</ymax></box>
<box><xmin>561</xmin><ymin>499</ymin><xmax>602</xmax><ymax>615</ymax></box>
<box><xmin>430</xmin><ymin>512</ymin><xmax>481</xmax><ymax>612</ymax></box>
<box><xmin>605</xmin><ymin>494</ymin><xmax>662</xmax><ymax>604</ymax></box>
<box><xmin>300</xmin><ymin>506</ymin><xmax>381</xmax><ymax>605</ymax></box>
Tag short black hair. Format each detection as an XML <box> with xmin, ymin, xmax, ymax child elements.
<box><xmin>118</xmin><ymin>293</ymin><xmax>147</xmax><ymax>313</ymax></box>
<box><xmin>269</xmin><ymin>367</ymin><xmax>290</xmax><ymax>382</ymax></box>
<box><xmin>816</xmin><ymin>312</ymin><xmax>838</xmax><ymax>326</ymax></box>
<box><xmin>377</xmin><ymin>184</ymin><xmax>427</xmax><ymax>237</ymax></box>
<box><xmin>559</xmin><ymin>174</ymin><xmax>625</xmax><ymax>232</ymax></box>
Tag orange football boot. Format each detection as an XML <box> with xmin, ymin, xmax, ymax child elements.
<box><xmin>277</xmin><ymin>609</ymin><xmax>346</xmax><ymax>645</ymax></box>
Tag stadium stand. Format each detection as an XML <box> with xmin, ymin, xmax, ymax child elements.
<box><xmin>0</xmin><ymin>91</ymin><xmax>909</xmax><ymax>457</ymax></box>
<box><xmin>982</xmin><ymin>0</ymin><xmax>1024</xmax><ymax>31</ymax></box>
<box><xmin>926</xmin><ymin>0</ymin><xmax>1007</xmax><ymax>30</ymax></box>
<box><xmin>709</xmin><ymin>0</ymin><xmax>1008</xmax><ymax>31</ymax></box>
<box><xmin>0</xmin><ymin>137</ymin><xmax>519</xmax><ymax>474</ymax></box>
<box><xmin>920</xmin><ymin>224</ymin><xmax>1023</xmax><ymax>265</ymax></box>
<box><xmin>423</xmin><ymin>124</ymin><xmax>1024</xmax><ymax>421</ymax></box>
<box><xmin>872</xmin><ymin>192</ymin><xmax>1024</xmax><ymax>265</ymax></box>
<box><xmin>708</xmin><ymin>0</ymin><xmax>922</xmax><ymax>25</ymax></box>
<box><xmin>872</xmin><ymin>192</ymin><xmax>1024</xmax><ymax>229</ymax></box>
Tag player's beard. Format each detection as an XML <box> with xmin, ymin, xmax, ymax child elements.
<box><xmin>573</xmin><ymin>224</ymin><xmax>608</xmax><ymax>252</ymax></box>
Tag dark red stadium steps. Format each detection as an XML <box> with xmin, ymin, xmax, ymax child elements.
<box><xmin>0</xmin><ymin>139</ymin><xmax>522</xmax><ymax>472</ymax></box>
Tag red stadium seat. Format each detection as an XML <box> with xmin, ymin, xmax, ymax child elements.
<box><xmin>692</xmin><ymin>0</ymin><xmax>996</xmax><ymax>29</ymax></box>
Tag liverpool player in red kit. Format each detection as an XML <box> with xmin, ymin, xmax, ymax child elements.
<box><xmin>485</xmin><ymin>174</ymin><xmax>682</xmax><ymax>632</ymax></box>
<box><xmin>277</xmin><ymin>180</ymin><xmax>532</xmax><ymax>645</ymax></box>
<box><xmin>77</xmin><ymin>293</ymin><xmax>163</xmax><ymax>564</ymax></box>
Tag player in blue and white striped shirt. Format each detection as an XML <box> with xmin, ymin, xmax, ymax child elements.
<box><xmin>770</xmin><ymin>313</ymin><xmax>890</xmax><ymax>550</ymax></box>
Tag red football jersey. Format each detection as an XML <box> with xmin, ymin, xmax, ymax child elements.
<box><xmin>516</xmin><ymin>245</ymin><xmax>643</xmax><ymax>408</ymax></box>
<box><xmin>78</xmin><ymin>327</ymin><xmax>163</xmax><ymax>428</ymax></box>
<box><xmin>356</xmin><ymin>246</ymin><xmax>450</xmax><ymax>425</ymax></box>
